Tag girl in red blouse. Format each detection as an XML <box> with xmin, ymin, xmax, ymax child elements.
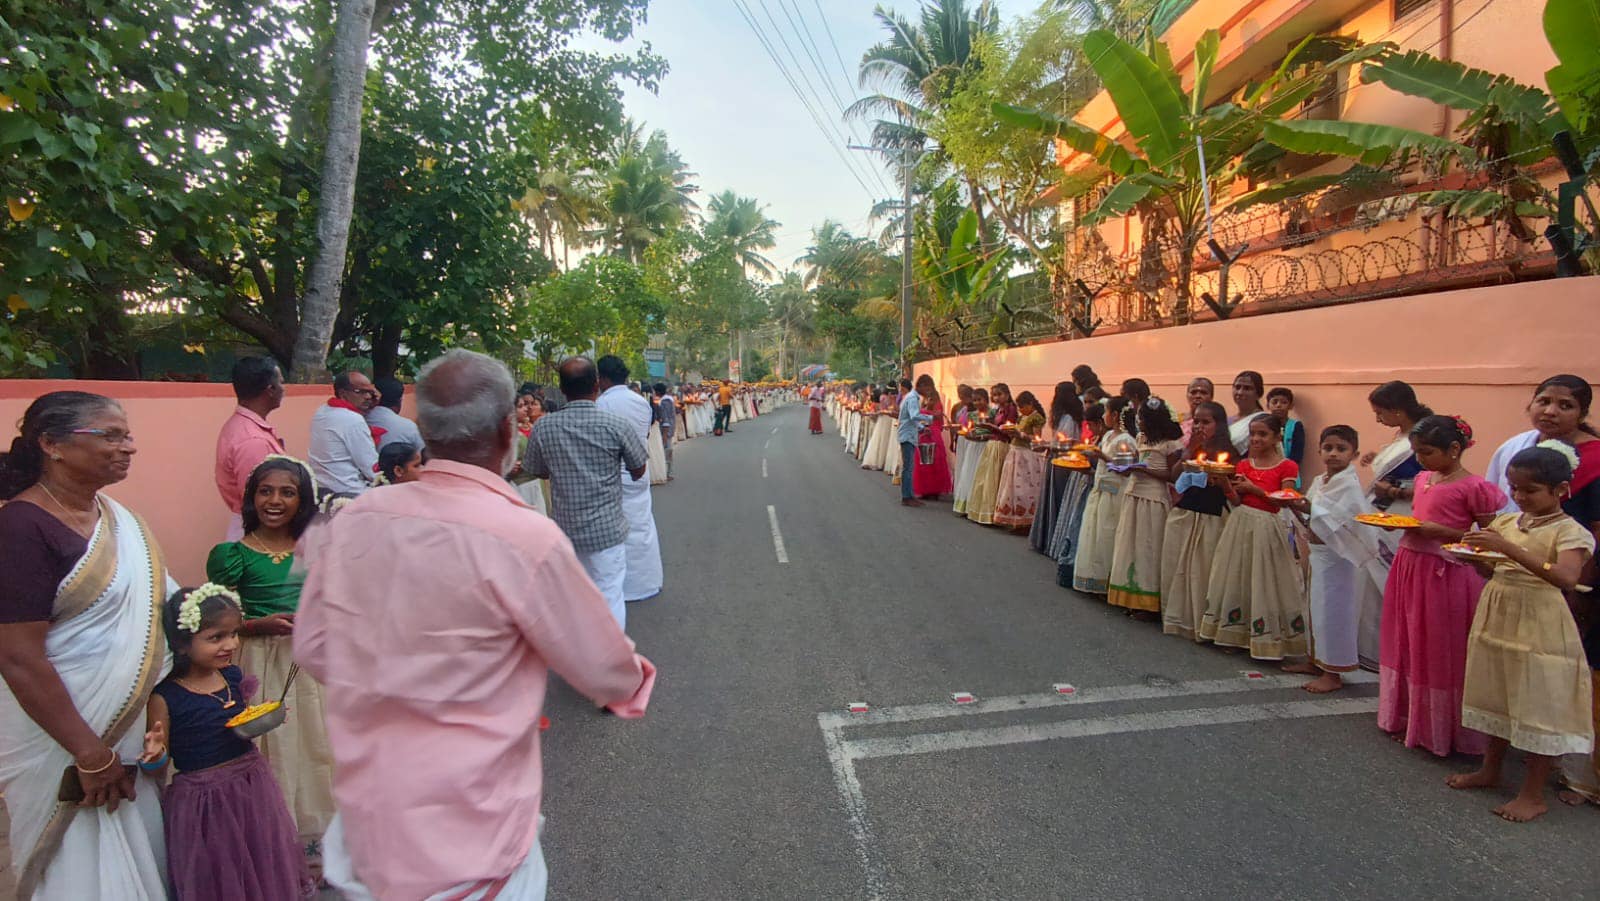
<box><xmin>1199</xmin><ymin>414</ymin><xmax>1310</xmax><ymax>661</ymax></box>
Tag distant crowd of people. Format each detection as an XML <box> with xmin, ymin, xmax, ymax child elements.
<box><xmin>822</xmin><ymin>367</ymin><xmax>1598</xmax><ymax>825</ymax></box>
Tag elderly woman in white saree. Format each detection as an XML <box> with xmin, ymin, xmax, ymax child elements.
<box><xmin>0</xmin><ymin>392</ymin><xmax>172</xmax><ymax>900</ymax></box>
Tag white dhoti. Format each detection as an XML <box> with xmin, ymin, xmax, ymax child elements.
<box><xmin>514</xmin><ymin>479</ymin><xmax>549</xmax><ymax>517</ymax></box>
<box><xmin>577</xmin><ymin>543</ymin><xmax>628</xmax><ymax>630</ymax></box>
<box><xmin>323</xmin><ymin>814</ymin><xmax>548</xmax><ymax>901</ymax></box>
<box><xmin>621</xmin><ymin>475</ymin><xmax>663</xmax><ymax>602</ymax></box>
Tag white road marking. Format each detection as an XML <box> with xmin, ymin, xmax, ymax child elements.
<box><xmin>817</xmin><ymin>674</ymin><xmax>1378</xmax><ymax>899</ymax></box>
<box><xmin>820</xmin><ymin>715</ymin><xmax>890</xmax><ymax>901</ymax></box>
<box><xmin>762</xmin><ymin>458</ymin><xmax>768</xmax><ymax>478</ymax></box>
<box><xmin>845</xmin><ymin>696</ymin><xmax>1378</xmax><ymax>761</ymax></box>
<box><xmin>766</xmin><ymin>505</ymin><xmax>788</xmax><ymax>563</ymax></box>
<box><xmin>772</xmin><ymin>426</ymin><xmax>780</xmax><ymax>434</ymax></box>
<box><xmin>764</xmin><ymin>439</ymin><xmax>771</xmax><ymax>449</ymax></box>
<box><xmin>816</xmin><ymin>671</ymin><xmax>1374</xmax><ymax>730</ymax></box>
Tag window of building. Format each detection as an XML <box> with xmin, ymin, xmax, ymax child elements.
<box><xmin>1394</xmin><ymin>0</ymin><xmax>1433</xmax><ymax>21</ymax></box>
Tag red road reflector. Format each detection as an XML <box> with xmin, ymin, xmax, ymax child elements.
<box><xmin>847</xmin><ymin>702</ymin><xmax>869</xmax><ymax>713</ymax></box>
<box><xmin>1241</xmin><ymin>671</ymin><xmax>1265</xmax><ymax>680</ymax></box>
<box><xmin>1053</xmin><ymin>683</ymin><xmax>1077</xmax><ymax>695</ymax></box>
<box><xmin>950</xmin><ymin>691</ymin><xmax>976</xmax><ymax>704</ymax></box>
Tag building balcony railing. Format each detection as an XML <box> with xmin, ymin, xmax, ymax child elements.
<box><xmin>915</xmin><ymin>170</ymin><xmax>1580</xmax><ymax>359</ymax></box>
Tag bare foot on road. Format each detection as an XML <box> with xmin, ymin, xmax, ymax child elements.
<box><xmin>1446</xmin><ymin>769</ymin><xmax>1500</xmax><ymax>790</ymax></box>
<box><xmin>1493</xmin><ymin>798</ymin><xmax>1548</xmax><ymax>823</ymax></box>
<box><xmin>1302</xmin><ymin>673</ymin><xmax>1343</xmax><ymax>693</ymax></box>
<box><xmin>1282</xmin><ymin>660</ymin><xmax>1320</xmax><ymax>675</ymax></box>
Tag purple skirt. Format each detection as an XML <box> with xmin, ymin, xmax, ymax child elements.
<box><xmin>164</xmin><ymin>748</ymin><xmax>314</xmax><ymax>900</ymax></box>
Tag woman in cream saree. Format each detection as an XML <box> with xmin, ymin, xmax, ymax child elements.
<box><xmin>1</xmin><ymin>495</ymin><xmax>172</xmax><ymax>900</ymax></box>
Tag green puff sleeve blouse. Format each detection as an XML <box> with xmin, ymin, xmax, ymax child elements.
<box><xmin>205</xmin><ymin>541</ymin><xmax>305</xmax><ymax>618</ymax></box>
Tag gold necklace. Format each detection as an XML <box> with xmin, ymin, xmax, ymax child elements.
<box><xmin>177</xmin><ymin>675</ymin><xmax>236</xmax><ymax>709</ymax></box>
<box><xmin>37</xmin><ymin>482</ymin><xmax>97</xmax><ymax>536</ymax></box>
<box><xmin>244</xmin><ymin>534</ymin><xmax>294</xmax><ymax>565</ymax></box>
<box><xmin>1516</xmin><ymin>510</ymin><xmax>1567</xmax><ymax>532</ymax></box>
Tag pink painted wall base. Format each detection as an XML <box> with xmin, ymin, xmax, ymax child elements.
<box><xmin>916</xmin><ymin>278</ymin><xmax>1600</xmax><ymax>484</ymax></box>
<box><xmin>0</xmin><ymin>382</ymin><xmax>413</xmax><ymax>584</ymax></box>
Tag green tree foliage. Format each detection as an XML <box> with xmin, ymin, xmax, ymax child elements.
<box><xmin>1</xmin><ymin>0</ymin><xmax>662</xmax><ymax>377</ymax></box>
<box><xmin>525</xmin><ymin>255</ymin><xmax>664</xmax><ymax>375</ymax></box>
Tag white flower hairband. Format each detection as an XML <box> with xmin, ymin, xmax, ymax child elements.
<box><xmin>1146</xmin><ymin>396</ymin><xmax>1177</xmax><ymax>420</ymax></box>
<box><xmin>177</xmin><ymin>583</ymin><xmax>241</xmax><ymax>633</ymax></box>
<box><xmin>1537</xmin><ymin>438</ymin><xmax>1581</xmax><ymax>470</ymax></box>
<box><xmin>261</xmin><ymin>453</ymin><xmax>319</xmax><ymax>499</ymax></box>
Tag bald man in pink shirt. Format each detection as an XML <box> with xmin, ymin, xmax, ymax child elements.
<box><xmin>296</xmin><ymin>349</ymin><xmax>656</xmax><ymax>900</ymax></box>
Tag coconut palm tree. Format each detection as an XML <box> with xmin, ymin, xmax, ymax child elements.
<box><xmin>849</xmin><ymin>1</ymin><xmax>1000</xmax><ymax>233</ymax></box>
<box><xmin>704</xmin><ymin>191</ymin><xmax>780</xmax><ymax>279</ymax></box>
<box><xmin>798</xmin><ymin>221</ymin><xmax>880</xmax><ymax>290</ymax></box>
<box><xmin>589</xmin><ymin>154</ymin><xmax>685</xmax><ymax>264</ymax></box>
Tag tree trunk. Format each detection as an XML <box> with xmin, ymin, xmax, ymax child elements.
<box><xmin>371</xmin><ymin>318</ymin><xmax>403</xmax><ymax>379</ymax></box>
<box><xmin>77</xmin><ymin>285</ymin><xmax>141</xmax><ymax>379</ymax></box>
<box><xmin>1174</xmin><ymin>233</ymin><xmax>1196</xmax><ymax>326</ymax></box>
<box><xmin>291</xmin><ymin>0</ymin><xmax>376</xmax><ymax>383</ymax></box>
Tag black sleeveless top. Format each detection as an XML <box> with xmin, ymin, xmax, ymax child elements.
<box><xmin>154</xmin><ymin>666</ymin><xmax>256</xmax><ymax>772</ymax></box>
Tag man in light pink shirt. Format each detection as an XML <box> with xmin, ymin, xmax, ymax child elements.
<box><xmin>214</xmin><ymin>355</ymin><xmax>286</xmax><ymax>539</ymax></box>
<box><xmin>296</xmin><ymin>349</ymin><xmax>656</xmax><ymax>900</ymax></box>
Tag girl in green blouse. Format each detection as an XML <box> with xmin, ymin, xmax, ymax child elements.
<box><xmin>206</xmin><ymin>456</ymin><xmax>335</xmax><ymax>879</ymax></box>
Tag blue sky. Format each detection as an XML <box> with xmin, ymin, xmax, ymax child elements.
<box><xmin>591</xmin><ymin>0</ymin><xmax>1038</xmax><ymax>278</ymax></box>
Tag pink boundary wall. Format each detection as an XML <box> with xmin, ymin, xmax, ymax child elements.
<box><xmin>916</xmin><ymin>277</ymin><xmax>1600</xmax><ymax>485</ymax></box>
<box><xmin>0</xmin><ymin>381</ymin><xmax>416</xmax><ymax>584</ymax></box>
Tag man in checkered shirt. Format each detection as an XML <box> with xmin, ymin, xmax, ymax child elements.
<box><xmin>522</xmin><ymin>357</ymin><xmax>648</xmax><ymax>630</ymax></box>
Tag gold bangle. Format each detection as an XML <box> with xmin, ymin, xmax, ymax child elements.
<box><xmin>76</xmin><ymin>748</ymin><xmax>118</xmax><ymax>774</ymax></box>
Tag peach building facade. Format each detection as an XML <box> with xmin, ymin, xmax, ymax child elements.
<box><xmin>1053</xmin><ymin>0</ymin><xmax>1564</xmax><ymax>330</ymax></box>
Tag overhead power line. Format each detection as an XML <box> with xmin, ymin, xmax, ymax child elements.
<box><xmin>751</xmin><ymin>0</ymin><xmax>897</xmax><ymax>198</ymax></box>
<box><xmin>729</xmin><ymin>0</ymin><xmax>886</xmax><ymax>200</ymax></box>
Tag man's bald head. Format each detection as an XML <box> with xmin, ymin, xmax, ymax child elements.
<box><xmin>558</xmin><ymin>357</ymin><xmax>598</xmax><ymax>401</ymax></box>
<box><xmin>416</xmin><ymin>349</ymin><xmax>516</xmax><ymax>468</ymax></box>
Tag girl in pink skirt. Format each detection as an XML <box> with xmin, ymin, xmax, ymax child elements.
<box><xmin>1378</xmin><ymin>416</ymin><xmax>1505</xmax><ymax>756</ymax></box>
<box><xmin>146</xmin><ymin>584</ymin><xmax>314</xmax><ymax>899</ymax></box>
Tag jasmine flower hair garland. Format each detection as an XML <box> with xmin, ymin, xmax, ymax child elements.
<box><xmin>177</xmin><ymin>583</ymin><xmax>242</xmax><ymax>633</ymax></box>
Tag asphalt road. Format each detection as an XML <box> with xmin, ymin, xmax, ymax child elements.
<box><xmin>540</xmin><ymin>402</ymin><xmax>1600</xmax><ymax>900</ymax></box>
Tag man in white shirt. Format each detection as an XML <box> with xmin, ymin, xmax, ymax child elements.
<box><xmin>596</xmin><ymin>355</ymin><xmax>663</xmax><ymax>603</ymax></box>
<box><xmin>310</xmin><ymin>371</ymin><xmax>381</xmax><ymax>496</ymax></box>
<box><xmin>367</xmin><ymin>376</ymin><xmax>425</xmax><ymax>451</ymax></box>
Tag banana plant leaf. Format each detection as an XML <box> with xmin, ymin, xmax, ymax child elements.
<box><xmin>991</xmin><ymin>103</ymin><xmax>1145</xmax><ymax>177</ymax></box>
<box><xmin>1263</xmin><ymin>119</ymin><xmax>1471</xmax><ymax>167</ymax></box>
<box><xmin>1083</xmin><ymin>29</ymin><xmax>1188</xmax><ymax>171</ymax></box>
<box><xmin>1361</xmin><ymin>50</ymin><xmax>1560</xmax><ymax>136</ymax></box>
<box><xmin>1543</xmin><ymin>0</ymin><xmax>1600</xmax><ymax>135</ymax></box>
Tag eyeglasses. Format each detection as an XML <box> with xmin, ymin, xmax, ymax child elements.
<box><xmin>70</xmin><ymin>428</ymin><xmax>136</xmax><ymax>446</ymax></box>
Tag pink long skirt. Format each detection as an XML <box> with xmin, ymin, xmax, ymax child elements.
<box><xmin>165</xmin><ymin>749</ymin><xmax>315</xmax><ymax>900</ymax></box>
<box><xmin>1378</xmin><ymin>548</ymin><xmax>1488</xmax><ymax>756</ymax></box>
<box><xmin>913</xmin><ymin>435</ymin><xmax>953</xmax><ymax>498</ymax></box>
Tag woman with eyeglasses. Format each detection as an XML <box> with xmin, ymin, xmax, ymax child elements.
<box><xmin>0</xmin><ymin>391</ymin><xmax>171</xmax><ymax>899</ymax></box>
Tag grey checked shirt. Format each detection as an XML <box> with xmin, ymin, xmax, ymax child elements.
<box><xmin>521</xmin><ymin>400</ymin><xmax>649</xmax><ymax>553</ymax></box>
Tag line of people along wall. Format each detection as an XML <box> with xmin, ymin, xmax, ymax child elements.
<box><xmin>823</xmin><ymin>369</ymin><xmax>1598</xmax><ymax>824</ymax></box>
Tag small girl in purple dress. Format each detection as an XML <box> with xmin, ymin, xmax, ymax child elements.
<box><xmin>145</xmin><ymin>584</ymin><xmax>313</xmax><ymax>899</ymax></box>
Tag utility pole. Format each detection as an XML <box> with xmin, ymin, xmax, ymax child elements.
<box><xmin>850</xmin><ymin>139</ymin><xmax>925</xmax><ymax>378</ymax></box>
